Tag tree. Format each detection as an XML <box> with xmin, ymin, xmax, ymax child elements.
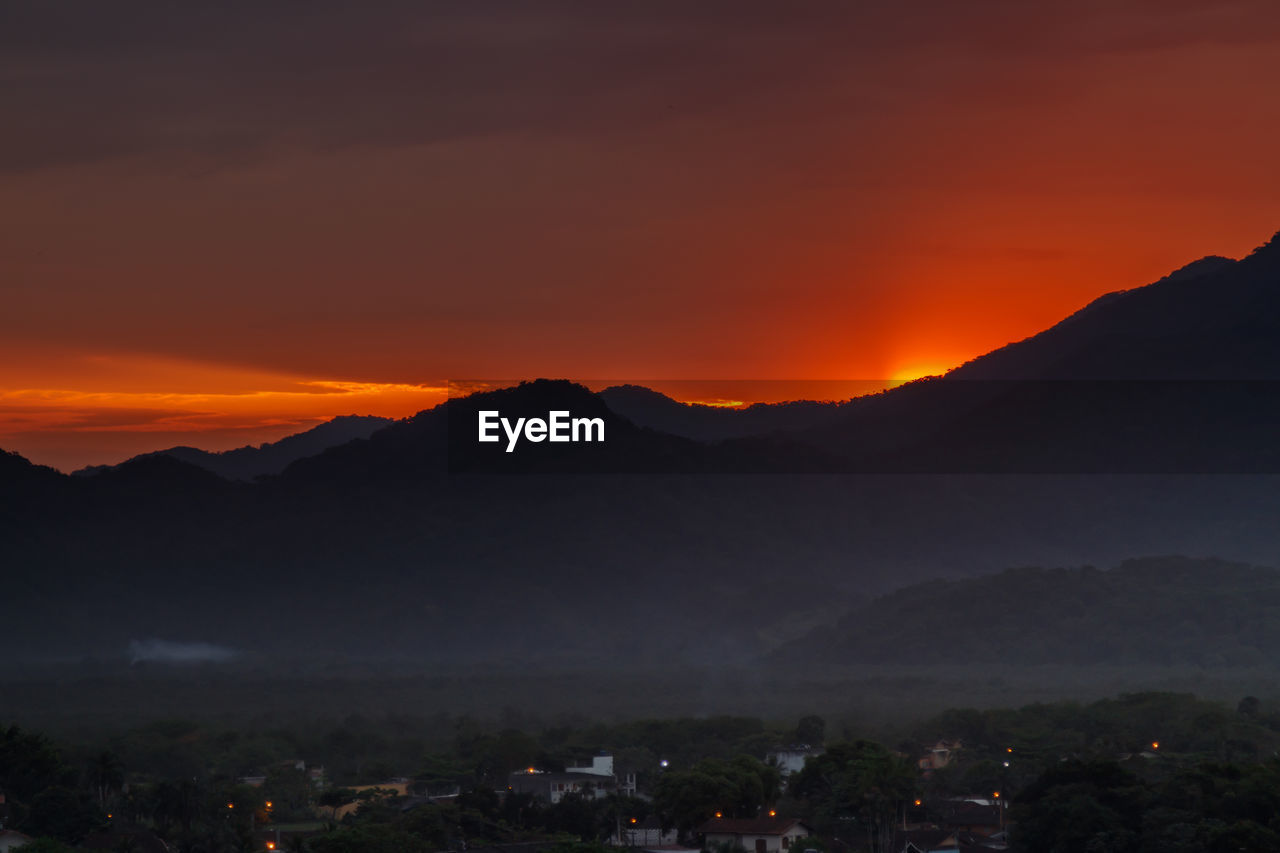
<box><xmin>795</xmin><ymin>716</ymin><xmax>825</xmax><ymax>746</ymax></box>
<box><xmin>317</xmin><ymin>788</ymin><xmax>358</xmax><ymax>823</ymax></box>
<box><xmin>789</xmin><ymin>741</ymin><xmax>916</xmax><ymax>853</ymax></box>
<box><xmin>89</xmin><ymin>750</ymin><xmax>125</xmax><ymax>811</ymax></box>
<box><xmin>1011</xmin><ymin>761</ymin><xmax>1148</xmax><ymax>853</ymax></box>
<box><xmin>653</xmin><ymin>756</ymin><xmax>780</xmax><ymax>836</ymax></box>
<box><xmin>24</xmin><ymin>785</ymin><xmax>103</xmax><ymax>844</ymax></box>
<box><xmin>0</xmin><ymin>725</ymin><xmax>66</xmax><ymax>802</ymax></box>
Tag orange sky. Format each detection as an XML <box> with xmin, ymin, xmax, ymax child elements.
<box><xmin>3</xmin><ymin>2</ymin><xmax>1280</xmax><ymax>470</ymax></box>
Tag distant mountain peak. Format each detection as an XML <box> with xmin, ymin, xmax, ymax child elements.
<box><xmin>73</xmin><ymin>414</ymin><xmax>394</xmax><ymax>481</ymax></box>
<box><xmin>950</xmin><ymin>230</ymin><xmax>1280</xmax><ymax>380</ymax></box>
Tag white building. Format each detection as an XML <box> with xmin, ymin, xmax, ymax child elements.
<box><xmin>567</xmin><ymin>753</ymin><xmax>637</xmax><ymax>795</ymax></box>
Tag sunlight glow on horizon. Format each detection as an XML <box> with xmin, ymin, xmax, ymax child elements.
<box><xmin>888</xmin><ymin>363</ymin><xmax>956</xmax><ymax>382</ymax></box>
<box><xmin>0</xmin><ymin>353</ymin><xmax>451</xmax><ymax>470</ymax></box>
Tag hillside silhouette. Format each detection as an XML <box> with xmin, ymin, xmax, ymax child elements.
<box><xmin>776</xmin><ymin>557</ymin><xmax>1280</xmax><ymax>667</ymax></box>
<box><xmin>951</xmin><ymin>238</ymin><xmax>1280</xmax><ymax>379</ymax></box>
<box><xmin>4</xmin><ymin>230</ymin><xmax>1280</xmax><ymax>665</ymax></box>
<box><xmin>597</xmin><ymin>384</ymin><xmax>844</xmax><ymax>442</ymax></box>
<box><xmin>73</xmin><ymin>414</ymin><xmax>393</xmax><ymax>481</ymax></box>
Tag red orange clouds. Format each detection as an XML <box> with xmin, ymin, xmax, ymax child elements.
<box><xmin>3</xmin><ymin>2</ymin><xmax>1280</xmax><ymax>468</ymax></box>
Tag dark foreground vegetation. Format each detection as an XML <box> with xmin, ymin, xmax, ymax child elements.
<box><xmin>4</xmin><ymin>692</ymin><xmax>1280</xmax><ymax>852</ymax></box>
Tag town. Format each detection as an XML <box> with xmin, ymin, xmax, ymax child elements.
<box><xmin>2</xmin><ymin>691</ymin><xmax>1277</xmax><ymax>852</ymax></box>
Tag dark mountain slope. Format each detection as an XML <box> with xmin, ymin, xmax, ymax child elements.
<box><xmin>597</xmin><ymin>384</ymin><xmax>844</xmax><ymax>442</ymax></box>
<box><xmin>278</xmin><ymin>379</ymin><xmax>839</xmax><ymax>481</ymax></box>
<box><xmin>776</xmin><ymin>556</ymin><xmax>1280</xmax><ymax>667</ymax></box>
<box><xmin>73</xmin><ymin>414</ymin><xmax>392</xmax><ymax>481</ymax></box>
<box><xmin>951</xmin><ymin>234</ymin><xmax>1280</xmax><ymax>379</ymax></box>
<box><xmin>782</xmin><ymin>232</ymin><xmax>1280</xmax><ymax>473</ymax></box>
<box><xmin>6</xmin><ymin>232</ymin><xmax>1280</xmax><ymax>665</ymax></box>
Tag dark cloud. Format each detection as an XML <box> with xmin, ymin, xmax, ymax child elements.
<box><xmin>5</xmin><ymin>1</ymin><xmax>1277</xmax><ymax>174</ymax></box>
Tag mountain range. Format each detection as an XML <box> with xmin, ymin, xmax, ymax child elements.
<box><xmin>4</xmin><ymin>230</ymin><xmax>1280</xmax><ymax>667</ymax></box>
<box><xmin>71</xmin><ymin>414</ymin><xmax>392</xmax><ymax>481</ymax></box>
<box><xmin>775</xmin><ymin>556</ymin><xmax>1280</xmax><ymax>667</ymax></box>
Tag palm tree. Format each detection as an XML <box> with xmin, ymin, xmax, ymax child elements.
<box><xmin>90</xmin><ymin>750</ymin><xmax>125</xmax><ymax>811</ymax></box>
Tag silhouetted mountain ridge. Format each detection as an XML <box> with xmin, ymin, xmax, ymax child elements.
<box><xmin>73</xmin><ymin>414</ymin><xmax>393</xmax><ymax>481</ymax></box>
<box><xmin>277</xmin><ymin>379</ymin><xmax>841</xmax><ymax>480</ymax></box>
<box><xmin>4</xmin><ymin>230</ymin><xmax>1280</xmax><ymax>664</ymax></box>
<box><xmin>952</xmin><ymin>231</ymin><xmax>1280</xmax><ymax>379</ymax></box>
<box><xmin>776</xmin><ymin>556</ymin><xmax>1280</xmax><ymax>667</ymax></box>
<box><xmin>597</xmin><ymin>384</ymin><xmax>843</xmax><ymax>442</ymax></box>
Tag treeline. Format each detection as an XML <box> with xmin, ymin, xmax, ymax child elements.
<box><xmin>1013</xmin><ymin>759</ymin><xmax>1280</xmax><ymax>852</ymax></box>
<box><xmin>6</xmin><ymin>694</ymin><xmax>1280</xmax><ymax>850</ymax></box>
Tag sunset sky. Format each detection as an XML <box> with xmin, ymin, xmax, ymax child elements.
<box><xmin>4</xmin><ymin>1</ymin><xmax>1280</xmax><ymax>470</ymax></box>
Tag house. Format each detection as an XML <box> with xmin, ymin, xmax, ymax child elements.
<box><xmin>696</xmin><ymin>816</ymin><xmax>813</xmax><ymax>853</ymax></box>
<box><xmin>508</xmin><ymin>769</ymin><xmax>614</xmax><ymax>803</ymax></box>
<box><xmin>765</xmin><ymin>746</ymin><xmax>823</xmax><ymax>778</ymax></box>
<box><xmin>917</xmin><ymin>741</ymin><xmax>961</xmax><ymax>772</ymax></box>
<box><xmin>508</xmin><ymin>752</ymin><xmax>634</xmax><ymax>803</ymax></box>
<box><xmin>892</xmin><ymin>829</ymin><xmax>1007</xmax><ymax>853</ymax></box>
<box><xmin>567</xmin><ymin>752</ymin><xmax>637</xmax><ymax>796</ymax></box>
<box><xmin>892</xmin><ymin>828</ymin><xmax>958</xmax><ymax>853</ymax></box>
<box><xmin>935</xmin><ymin>800</ymin><xmax>1003</xmax><ymax>836</ymax></box>
<box><xmin>239</xmin><ymin>759</ymin><xmax>324</xmax><ymax>790</ymax></box>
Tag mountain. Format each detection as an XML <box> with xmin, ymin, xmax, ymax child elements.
<box><xmin>775</xmin><ymin>556</ymin><xmax>1280</xmax><ymax>667</ymax></box>
<box><xmin>951</xmin><ymin>236</ymin><xmax>1280</xmax><ymax>380</ymax></box>
<box><xmin>597</xmin><ymin>384</ymin><xmax>843</xmax><ymax>441</ymax></box>
<box><xmin>605</xmin><ymin>232</ymin><xmax>1280</xmax><ymax>472</ymax></box>
<box><xmin>780</xmin><ymin>232</ymin><xmax>1280</xmax><ymax>473</ymax></box>
<box><xmin>273</xmin><ymin>379</ymin><xmax>844</xmax><ymax>480</ymax></box>
<box><xmin>72</xmin><ymin>414</ymin><xmax>393</xmax><ymax>481</ymax></box>
<box><xmin>5</xmin><ymin>229</ymin><xmax>1280</xmax><ymax>667</ymax></box>
<box><xmin>0</xmin><ymin>448</ymin><xmax>63</xmax><ymax>488</ymax></box>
